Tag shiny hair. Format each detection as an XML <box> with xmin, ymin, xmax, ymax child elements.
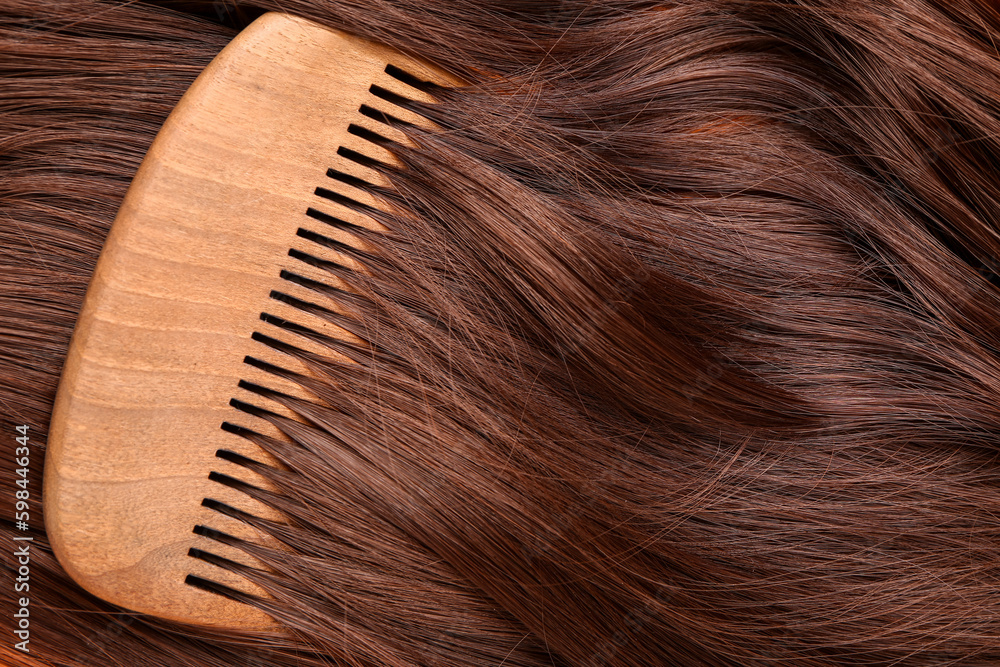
<box><xmin>6</xmin><ymin>0</ymin><xmax>1000</xmax><ymax>664</ymax></box>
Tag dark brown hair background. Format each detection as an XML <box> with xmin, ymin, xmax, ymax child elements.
<box><xmin>6</xmin><ymin>0</ymin><xmax>1000</xmax><ymax>665</ymax></box>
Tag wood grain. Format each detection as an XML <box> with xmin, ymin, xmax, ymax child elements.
<box><xmin>43</xmin><ymin>12</ymin><xmax>459</xmax><ymax>629</ymax></box>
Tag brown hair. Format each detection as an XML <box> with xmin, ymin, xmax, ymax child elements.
<box><xmin>7</xmin><ymin>0</ymin><xmax>1000</xmax><ymax>664</ymax></box>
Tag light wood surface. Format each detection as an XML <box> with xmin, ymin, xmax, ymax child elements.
<box><xmin>44</xmin><ymin>12</ymin><xmax>459</xmax><ymax>629</ymax></box>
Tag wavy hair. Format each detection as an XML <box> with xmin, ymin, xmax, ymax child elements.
<box><xmin>5</xmin><ymin>0</ymin><xmax>1000</xmax><ymax>664</ymax></box>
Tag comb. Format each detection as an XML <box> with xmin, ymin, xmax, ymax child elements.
<box><xmin>43</xmin><ymin>12</ymin><xmax>459</xmax><ymax>630</ymax></box>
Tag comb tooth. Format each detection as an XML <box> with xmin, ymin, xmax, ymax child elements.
<box><xmin>369</xmin><ymin>84</ymin><xmax>423</xmax><ymax>113</ymax></box>
<box><xmin>355</xmin><ymin>104</ymin><xmax>413</xmax><ymax>146</ymax></box>
<box><xmin>191</xmin><ymin>515</ymin><xmax>275</xmax><ymax>563</ymax></box>
<box><xmin>231</xmin><ymin>357</ymin><xmax>310</xmax><ymax>419</ymax></box>
<box><xmin>334</xmin><ymin>145</ymin><xmax>391</xmax><ymax>173</ymax></box>
<box><xmin>216</xmin><ymin>444</ymin><xmax>269</xmax><ymax>469</ymax></box>
<box><xmin>218</xmin><ymin>422</ymin><xmax>288</xmax><ymax>468</ymax></box>
<box><xmin>295</xmin><ymin>226</ymin><xmax>375</xmax><ymax>265</ymax></box>
<box><xmin>222</xmin><ymin>409</ymin><xmax>296</xmax><ymax>446</ymax></box>
<box><xmin>217</xmin><ymin>420</ymin><xmax>286</xmax><ymax>467</ymax></box>
<box><xmin>336</xmin><ymin>114</ymin><xmax>409</xmax><ymax>172</ymax></box>
<box><xmin>383</xmin><ymin>62</ymin><xmax>444</xmax><ymax>96</ymax></box>
<box><xmin>237</xmin><ymin>378</ymin><xmax>299</xmax><ymax>404</ymax></box>
<box><xmin>296</xmin><ymin>219</ymin><xmax>375</xmax><ymax>269</ymax></box>
<box><xmin>267</xmin><ymin>289</ymin><xmax>350</xmax><ymax>327</ymax></box>
<box><xmin>325</xmin><ymin>164</ymin><xmax>382</xmax><ymax>192</ymax></box>
<box><xmin>273</xmin><ymin>270</ymin><xmax>368</xmax><ymax>328</ymax></box>
<box><xmin>281</xmin><ymin>246</ymin><xmax>364</xmax><ymax>299</ymax></box>
<box><xmin>265</xmin><ymin>290</ymin><xmax>358</xmax><ymax>341</ymax></box>
<box><xmin>290</xmin><ymin>219</ymin><xmax>371</xmax><ymax>271</ymax></box>
<box><xmin>184</xmin><ymin>573</ymin><xmax>264</xmax><ymax>607</ymax></box>
<box><xmin>259</xmin><ymin>300</ymin><xmax>358</xmax><ymax>355</ymax></box>
<box><xmin>207</xmin><ymin>470</ymin><xmax>267</xmax><ymax>499</ymax></box>
<box><xmin>212</xmin><ymin>443</ymin><xmax>284</xmax><ymax>490</ymax></box>
<box><xmin>229</xmin><ymin>396</ymin><xmax>280</xmax><ymax>421</ymax></box>
<box><xmin>304</xmin><ymin>206</ymin><xmax>368</xmax><ymax>234</ymax></box>
<box><xmin>189</xmin><ymin>547</ymin><xmax>252</xmax><ymax>573</ymax></box>
<box><xmin>197</xmin><ymin>506</ymin><xmax>250</xmax><ymax>529</ymax></box>
<box><xmin>286</xmin><ymin>246</ymin><xmax>365</xmax><ymax>284</ymax></box>
<box><xmin>371</xmin><ymin>62</ymin><xmax>441</xmax><ymax>103</ymax></box>
<box><xmin>301</xmin><ymin>207</ymin><xmax>382</xmax><ymax>258</ymax></box>
<box><xmin>358</xmin><ymin>103</ymin><xmax>412</xmax><ymax>129</ymax></box>
<box><xmin>279</xmin><ymin>267</ymin><xmax>359</xmax><ymax>301</ymax></box>
<box><xmin>220</xmin><ymin>422</ymin><xmax>259</xmax><ymax>440</ymax></box>
<box><xmin>314</xmin><ymin>178</ymin><xmax>391</xmax><ymax>235</ymax></box>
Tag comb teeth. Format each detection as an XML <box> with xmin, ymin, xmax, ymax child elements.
<box><xmin>184</xmin><ymin>573</ymin><xmax>262</xmax><ymax>606</ymax></box>
<box><xmin>188</xmin><ymin>61</ymin><xmax>441</xmax><ymax>600</ymax></box>
<box><xmin>385</xmin><ymin>62</ymin><xmax>445</xmax><ymax>94</ymax></box>
<box><xmin>45</xmin><ymin>11</ymin><xmax>460</xmax><ymax>630</ymax></box>
<box><xmin>359</xmin><ymin>103</ymin><xmax>413</xmax><ymax>128</ymax></box>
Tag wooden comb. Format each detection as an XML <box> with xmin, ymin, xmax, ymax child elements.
<box><xmin>43</xmin><ymin>12</ymin><xmax>459</xmax><ymax>630</ymax></box>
